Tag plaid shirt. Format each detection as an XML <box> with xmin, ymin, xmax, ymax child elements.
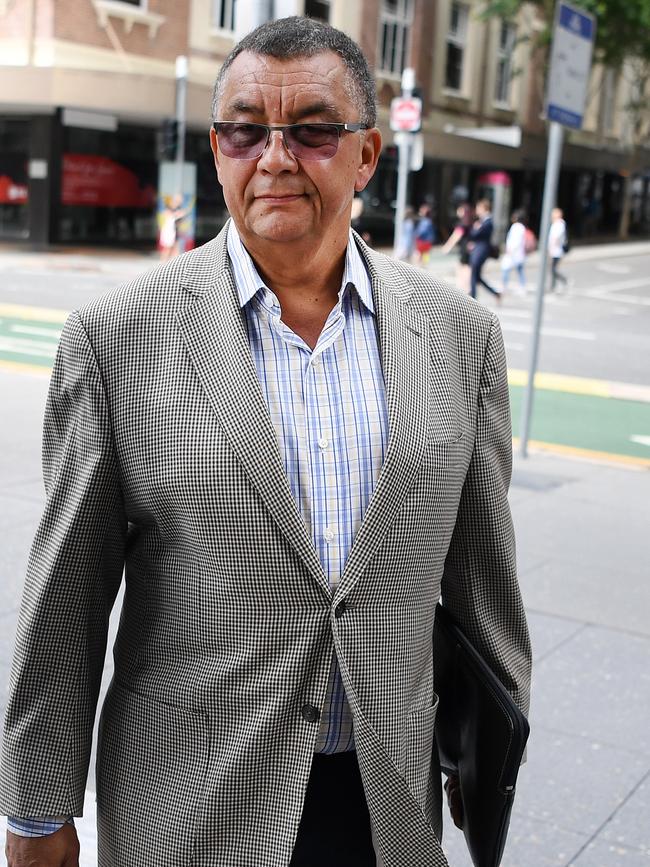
<box><xmin>7</xmin><ymin>224</ymin><xmax>388</xmax><ymax>836</ymax></box>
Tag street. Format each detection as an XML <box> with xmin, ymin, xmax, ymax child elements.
<box><xmin>0</xmin><ymin>240</ymin><xmax>649</xmax><ymax>866</ymax></box>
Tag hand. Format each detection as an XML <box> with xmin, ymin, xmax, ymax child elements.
<box><xmin>444</xmin><ymin>774</ymin><xmax>465</xmax><ymax>830</ymax></box>
<box><xmin>5</xmin><ymin>823</ymin><xmax>80</xmax><ymax>866</ymax></box>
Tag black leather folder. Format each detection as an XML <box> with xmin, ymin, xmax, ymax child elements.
<box><xmin>433</xmin><ymin>603</ymin><xmax>530</xmax><ymax>867</ymax></box>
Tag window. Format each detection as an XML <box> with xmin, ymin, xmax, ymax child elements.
<box><xmin>305</xmin><ymin>0</ymin><xmax>330</xmax><ymax>21</ymax></box>
<box><xmin>494</xmin><ymin>21</ymin><xmax>516</xmax><ymax>105</ymax></box>
<box><xmin>213</xmin><ymin>0</ymin><xmax>236</xmax><ymax>31</ymax></box>
<box><xmin>445</xmin><ymin>1</ymin><xmax>469</xmax><ymax>92</ymax></box>
<box><xmin>118</xmin><ymin>0</ymin><xmax>145</xmax><ymax>5</ymax></box>
<box><xmin>378</xmin><ymin>0</ymin><xmax>413</xmax><ymax>77</ymax></box>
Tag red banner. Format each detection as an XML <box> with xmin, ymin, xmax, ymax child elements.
<box><xmin>62</xmin><ymin>154</ymin><xmax>156</xmax><ymax>208</ymax></box>
<box><xmin>0</xmin><ymin>175</ymin><xmax>28</xmax><ymax>204</ymax></box>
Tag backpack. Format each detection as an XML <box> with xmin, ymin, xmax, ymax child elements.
<box><xmin>524</xmin><ymin>228</ymin><xmax>537</xmax><ymax>254</ymax></box>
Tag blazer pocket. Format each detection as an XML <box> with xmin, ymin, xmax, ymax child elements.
<box><xmin>405</xmin><ymin>694</ymin><xmax>440</xmax><ymax>813</ymax></box>
<box><xmin>97</xmin><ymin>682</ymin><xmax>209</xmax><ymax>867</ymax></box>
<box><xmin>424</xmin><ymin>431</ymin><xmax>467</xmax><ymax>470</ymax></box>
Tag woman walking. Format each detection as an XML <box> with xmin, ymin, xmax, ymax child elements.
<box><xmin>501</xmin><ymin>209</ymin><xmax>528</xmax><ymax>295</ymax></box>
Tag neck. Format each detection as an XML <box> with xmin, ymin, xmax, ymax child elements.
<box><xmin>244</xmin><ymin>232</ymin><xmax>348</xmax><ymax>308</ymax></box>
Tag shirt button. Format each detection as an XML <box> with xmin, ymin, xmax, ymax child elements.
<box><xmin>311</xmin><ymin>354</ymin><xmax>321</xmax><ymax>367</ymax></box>
<box><xmin>323</xmin><ymin>528</ymin><xmax>335</xmax><ymax>543</ymax></box>
<box><xmin>318</xmin><ymin>436</ymin><xmax>329</xmax><ymax>449</ymax></box>
<box><xmin>301</xmin><ymin>704</ymin><xmax>321</xmax><ymax>724</ymax></box>
<box><xmin>334</xmin><ymin>601</ymin><xmax>347</xmax><ymax>619</ymax></box>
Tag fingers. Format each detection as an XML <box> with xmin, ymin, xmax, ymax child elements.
<box><xmin>444</xmin><ymin>774</ymin><xmax>465</xmax><ymax>830</ymax></box>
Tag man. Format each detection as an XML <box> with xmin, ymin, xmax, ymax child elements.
<box><xmin>1</xmin><ymin>17</ymin><xmax>531</xmax><ymax>867</ymax></box>
<box><xmin>468</xmin><ymin>198</ymin><xmax>502</xmax><ymax>301</ymax></box>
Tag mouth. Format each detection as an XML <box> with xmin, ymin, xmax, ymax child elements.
<box><xmin>256</xmin><ymin>194</ymin><xmax>304</xmax><ymax>203</ymax></box>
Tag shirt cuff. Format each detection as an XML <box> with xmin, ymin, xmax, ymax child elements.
<box><xmin>7</xmin><ymin>816</ymin><xmax>75</xmax><ymax>837</ymax></box>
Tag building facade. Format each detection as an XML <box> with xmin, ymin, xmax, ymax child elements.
<box><xmin>0</xmin><ymin>0</ymin><xmax>648</xmax><ymax>247</ymax></box>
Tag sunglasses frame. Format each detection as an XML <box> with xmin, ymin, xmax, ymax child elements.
<box><xmin>212</xmin><ymin>121</ymin><xmax>369</xmax><ymax>161</ymax></box>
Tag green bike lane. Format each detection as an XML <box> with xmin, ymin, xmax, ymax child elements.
<box><xmin>2</xmin><ymin>303</ymin><xmax>649</xmax><ymax>467</ymax></box>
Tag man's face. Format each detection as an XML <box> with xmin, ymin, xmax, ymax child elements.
<box><xmin>210</xmin><ymin>50</ymin><xmax>380</xmax><ymax>249</ymax></box>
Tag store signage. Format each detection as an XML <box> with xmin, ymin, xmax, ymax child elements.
<box><xmin>390</xmin><ymin>97</ymin><xmax>422</xmax><ymax>132</ymax></box>
<box><xmin>62</xmin><ymin>154</ymin><xmax>156</xmax><ymax>208</ymax></box>
<box><xmin>546</xmin><ymin>1</ymin><xmax>596</xmax><ymax>129</ymax></box>
<box><xmin>0</xmin><ymin>175</ymin><xmax>28</xmax><ymax>204</ymax></box>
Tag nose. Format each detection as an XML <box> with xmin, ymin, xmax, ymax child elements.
<box><xmin>257</xmin><ymin>129</ymin><xmax>298</xmax><ymax>174</ymax></box>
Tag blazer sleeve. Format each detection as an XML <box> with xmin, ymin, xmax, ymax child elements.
<box><xmin>0</xmin><ymin>311</ymin><xmax>127</xmax><ymax>817</ymax></box>
<box><xmin>441</xmin><ymin>315</ymin><xmax>531</xmax><ymax>718</ymax></box>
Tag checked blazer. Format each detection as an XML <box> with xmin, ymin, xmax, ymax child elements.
<box><xmin>0</xmin><ymin>224</ymin><xmax>531</xmax><ymax>867</ymax></box>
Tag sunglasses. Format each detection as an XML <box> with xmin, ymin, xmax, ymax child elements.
<box><xmin>212</xmin><ymin>122</ymin><xmax>369</xmax><ymax>161</ymax></box>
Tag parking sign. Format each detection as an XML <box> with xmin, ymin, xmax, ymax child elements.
<box><xmin>546</xmin><ymin>2</ymin><xmax>596</xmax><ymax>129</ymax></box>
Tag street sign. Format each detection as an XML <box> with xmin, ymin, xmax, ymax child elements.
<box><xmin>546</xmin><ymin>1</ymin><xmax>596</xmax><ymax>130</ymax></box>
<box><xmin>390</xmin><ymin>96</ymin><xmax>422</xmax><ymax>132</ymax></box>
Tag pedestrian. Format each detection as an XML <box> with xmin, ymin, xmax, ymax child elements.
<box><xmin>468</xmin><ymin>198</ymin><xmax>502</xmax><ymax>302</ymax></box>
<box><xmin>548</xmin><ymin>207</ymin><xmax>569</xmax><ymax>292</ymax></box>
<box><xmin>501</xmin><ymin>209</ymin><xmax>528</xmax><ymax>295</ymax></box>
<box><xmin>158</xmin><ymin>193</ymin><xmax>187</xmax><ymax>261</ymax></box>
<box><xmin>396</xmin><ymin>205</ymin><xmax>416</xmax><ymax>261</ymax></box>
<box><xmin>441</xmin><ymin>202</ymin><xmax>473</xmax><ymax>293</ymax></box>
<box><xmin>414</xmin><ymin>203</ymin><xmax>435</xmax><ymax>265</ymax></box>
<box><xmin>1</xmin><ymin>16</ymin><xmax>531</xmax><ymax>867</ymax></box>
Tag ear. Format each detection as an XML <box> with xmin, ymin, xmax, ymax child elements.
<box><xmin>354</xmin><ymin>127</ymin><xmax>382</xmax><ymax>193</ymax></box>
<box><xmin>210</xmin><ymin>127</ymin><xmax>223</xmax><ymax>184</ymax></box>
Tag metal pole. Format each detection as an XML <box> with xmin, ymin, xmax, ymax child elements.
<box><xmin>519</xmin><ymin>120</ymin><xmax>564</xmax><ymax>457</ymax></box>
<box><xmin>392</xmin><ymin>68</ymin><xmax>415</xmax><ymax>257</ymax></box>
<box><xmin>392</xmin><ymin>136</ymin><xmax>411</xmax><ymax>255</ymax></box>
<box><xmin>175</xmin><ymin>55</ymin><xmax>188</xmax><ymax>199</ymax></box>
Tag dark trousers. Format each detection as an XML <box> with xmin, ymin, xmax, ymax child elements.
<box><xmin>550</xmin><ymin>257</ymin><xmax>567</xmax><ymax>291</ymax></box>
<box><xmin>470</xmin><ymin>258</ymin><xmax>500</xmax><ymax>299</ymax></box>
<box><xmin>290</xmin><ymin>751</ymin><xmax>376</xmax><ymax>867</ymax></box>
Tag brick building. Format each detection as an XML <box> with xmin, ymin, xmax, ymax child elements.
<box><xmin>0</xmin><ymin>0</ymin><xmax>648</xmax><ymax>247</ymax></box>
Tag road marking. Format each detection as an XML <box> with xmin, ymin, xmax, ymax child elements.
<box><xmin>502</xmin><ymin>322</ymin><xmax>596</xmax><ymax>341</ymax></box>
<box><xmin>508</xmin><ymin>369</ymin><xmax>650</xmax><ymax>403</ymax></box>
<box><xmin>596</xmin><ymin>263</ymin><xmax>631</xmax><ymax>275</ymax></box>
<box><xmin>513</xmin><ymin>437</ymin><xmax>650</xmax><ymax>470</ymax></box>
<box><xmin>0</xmin><ymin>303</ymin><xmax>69</xmax><ymax>323</ymax></box>
<box><xmin>583</xmin><ymin>277</ymin><xmax>648</xmax><ymax>295</ymax></box>
<box><xmin>0</xmin><ymin>337</ymin><xmax>57</xmax><ymax>358</ymax></box>
<box><xmin>630</xmin><ymin>435</ymin><xmax>650</xmax><ymax>448</ymax></box>
<box><xmin>10</xmin><ymin>324</ymin><xmax>63</xmax><ymax>339</ymax></box>
<box><xmin>0</xmin><ymin>359</ymin><xmax>51</xmax><ymax>375</ymax></box>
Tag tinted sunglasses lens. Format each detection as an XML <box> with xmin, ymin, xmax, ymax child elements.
<box><xmin>217</xmin><ymin>124</ymin><xmax>267</xmax><ymax>159</ymax></box>
<box><xmin>285</xmin><ymin>125</ymin><xmax>340</xmax><ymax>160</ymax></box>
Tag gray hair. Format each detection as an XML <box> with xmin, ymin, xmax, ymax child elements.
<box><xmin>212</xmin><ymin>16</ymin><xmax>377</xmax><ymax>127</ymax></box>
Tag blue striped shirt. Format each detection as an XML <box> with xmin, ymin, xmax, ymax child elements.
<box><xmin>7</xmin><ymin>222</ymin><xmax>389</xmax><ymax>835</ymax></box>
<box><xmin>228</xmin><ymin>222</ymin><xmax>389</xmax><ymax>753</ymax></box>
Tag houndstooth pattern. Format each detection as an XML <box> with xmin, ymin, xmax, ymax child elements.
<box><xmin>0</xmin><ymin>224</ymin><xmax>531</xmax><ymax>866</ymax></box>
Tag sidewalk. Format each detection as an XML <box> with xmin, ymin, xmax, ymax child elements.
<box><xmin>1</xmin><ymin>237</ymin><xmax>650</xmax><ymax>281</ymax></box>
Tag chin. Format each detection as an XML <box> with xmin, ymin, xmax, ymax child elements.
<box><xmin>246</xmin><ymin>213</ymin><xmax>314</xmax><ymax>244</ymax></box>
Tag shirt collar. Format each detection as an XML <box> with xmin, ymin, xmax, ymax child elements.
<box><xmin>226</xmin><ymin>220</ymin><xmax>374</xmax><ymax>314</ymax></box>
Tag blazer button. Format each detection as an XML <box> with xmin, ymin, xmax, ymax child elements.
<box><xmin>334</xmin><ymin>601</ymin><xmax>347</xmax><ymax>619</ymax></box>
<box><xmin>301</xmin><ymin>704</ymin><xmax>321</xmax><ymax>724</ymax></box>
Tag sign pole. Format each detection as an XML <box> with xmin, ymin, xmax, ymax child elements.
<box><xmin>519</xmin><ymin>120</ymin><xmax>564</xmax><ymax>457</ymax></box>
<box><xmin>519</xmin><ymin>1</ymin><xmax>595</xmax><ymax>458</ymax></box>
<box><xmin>392</xmin><ymin>68</ymin><xmax>418</xmax><ymax>257</ymax></box>
<box><xmin>175</xmin><ymin>55</ymin><xmax>188</xmax><ymax>199</ymax></box>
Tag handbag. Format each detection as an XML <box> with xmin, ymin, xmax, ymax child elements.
<box><xmin>433</xmin><ymin>603</ymin><xmax>530</xmax><ymax>867</ymax></box>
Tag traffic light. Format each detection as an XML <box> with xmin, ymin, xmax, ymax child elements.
<box><xmin>160</xmin><ymin>118</ymin><xmax>179</xmax><ymax>160</ymax></box>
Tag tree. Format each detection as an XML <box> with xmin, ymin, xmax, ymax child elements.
<box><xmin>480</xmin><ymin>0</ymin><xmax>650</xmax><ymax>239</ymax></box>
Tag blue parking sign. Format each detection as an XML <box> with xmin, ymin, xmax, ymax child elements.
<box><xmin>546</xmin><ymin>2</ymin><xmax>596</xmax><ymax>130</ymax></box>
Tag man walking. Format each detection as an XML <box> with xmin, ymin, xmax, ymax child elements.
<box><xmin>2</xmin><ymin>17</ymin><xmax>531</xmax><ymax>867</ymax></box>
<box><xmin>468</xmin><ymin>198</ymin><xmax>502</xmax><ymax>301</ymax></box>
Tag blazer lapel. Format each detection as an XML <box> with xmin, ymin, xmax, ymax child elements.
<box><xmin>335</xmin><ymin>262</ymin><xmax>433</xmax><ymax>599</ymax></box>
<box><xmin>175</xmin><ymin>235</ymin><xmax>329</xmax><ymax>596</ymax></box>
